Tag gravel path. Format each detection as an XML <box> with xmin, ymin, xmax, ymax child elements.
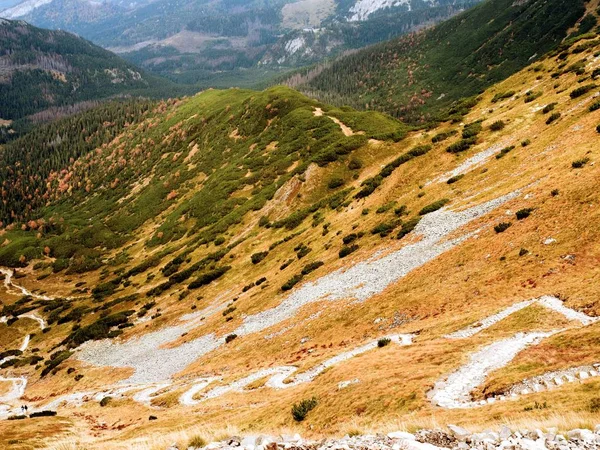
<box><xmin>0</xmin><ymin>268</ymin><xmax>51</xmax><ymax>300</ymax></box>
<box><xmin>429</xmin><ymin>331</ymin><xmax>560</xmax><ymax>409</ymax></box>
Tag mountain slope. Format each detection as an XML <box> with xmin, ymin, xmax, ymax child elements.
<box><xmin>0</xmin><ymin>19</ymin><xmax>173</xmax><ymax>121</ymax></box>
<box><xmin>291</xmin><ymin>0</ymin><xmax>591</xmax><ymax>123</ymax></box>
<box><xmin>1</xmin><ymin>25</ymin><xmax>600</xmax><ymax>448</ymax></box>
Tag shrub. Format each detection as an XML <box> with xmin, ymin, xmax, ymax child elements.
<box><xmin>348</xmin><ymin>159</ymin><xmax>362</xmax><ymax>170</ymax></box>
<box><xmin>222</xmin><ymin>306</ymin><xmax>236</xmax><ymax>316</ymax></box>
<box><xmin>396</xmin><ymin>217</ymin><xmax>421</xmax><ymax>239</ymax></box>
<box><xmin>446</xmin><ymin>137</ymin><xmax>477</xmax><ymax>154</ymax></box>
<box><xmin>280</xmin><ymin>259</ymin><xmax>294</xmax><ymax>270</ymax></box>
<box><xmin>419</xmin><ymin>199</ymin><xmax>449</xmax><ymax>216</ymax></box>
<box><xmin>258</xmin><ymin>216</ymin><xmax>270</xmax><ymax>227</ymax></box>
<box><xmin>524</xmin><ymin>91</ymin><xmax>542</xmax><ymax>103</ymax></box>
<box><xmin>339</xmin><ymin>245</ymin><xmax>359</xmax><ymax>258</ymax></box>
<box><xmin>546</xmin><ymin>112</ymin><xmax>561</xmax><ymax>124</ymax></box>
<box><xmin>295</xmin><ymin>244</ymin><xmax>311</xmax><ymax>259</ymax></box>
<box><xmin>489</xmin><ymin>120</ymin><xmax>506</xmax><ymax>131</ymax></box>
<box><xmin>597</xmin><ymin>124</ymin><xmax>600</xmax><ymax>133</ymax></box>
<box><xmin>572</xmin><ymin>157</ymin><xmax>590</xmax><ymax>168</ymax></box>
<box><xmin>225</xmin><ymin>334</ymin><xmax>237</xmax><ymax>344</ymax></box>
<box><xmin>377</xmin><ymin>338</ymin><xmax>391</xmax><ymax>347</ymax></box>
<box><xmin>100</xmin><ymin>396</ymin><xmax>112</xmax><ymax>407</ymax></box>
<box><xmin>291</xmin><ymin>397</ymin><xmax>318</xmax><ymax>422</ymax></box>
<box><xmin>494</xmin><ymin>222</ymin><xmax>512</xmax><ymax>233</ymax></box>
<box><xmin>542</xmin><ymin>103</ymin><xmax>557</xmax><ymax>114</ymax></box>
<box><xmin>516</xmin><ymin>208</ymin><xmax>534</xmax><ymax>220</ymax></box>
<box><xmin>328</xmin><ymin>177</ymin><xmax>345</xmax><ymax>189</ymax></box>
<box><xmin>521</xmin><ymin>139</ymin><xmax>531</xmax><ymax>147</ymax></box>
<box><xmin>570</xmin><ymin>84</ymin><xmax>596</xmax><ymax>98</ymax></box>
<box><xmin>301</xmin><ymin>261</ymin><xmax>324</xmax><ymax>275</ymax></box>
<box><xmin>551</xmin><ymin>189</ymin><xmax>560</xmax><ymax>196</ymax></box>
<box><xmin>282</xmin><ymin>274</ymin><xmax>303</xmax><ymax>291</ymax></box>
<box><xmin>371</xmin><ymin>221</ymin><xmax>400</xmax><ymax>237</ymax></box>
<box><xmin>188</xmin><ymin>266</ymin><xmax>230</xmax><ymax>289</ymax></box>
<box><xmin>189</xmin><ymin>436</ymin><xmax>207</xmax><ymax>448</ymax></box>
<box><xmin>251</xmin><ymin>251</ymin><xmax>268</xmax><ymax>264</ymax></box>
<box><xmin>30</xmin><ymin>410</ymin><xmax>57</xmax><ymax>418</ymax></box>
<box><xmin>376</xmin><ymin>201</ymin><xmax>396</xmax><ymax>214</ymax></box>
<box><xmin>496</xmin><ymin>146</ymin><xmax>515</xmax><ymax>159</ymax></box>
<box><xmin>491</xmin><ymin>91</ymin><xmax>515</xmax><ymax>103</ymax></box>
<box><xmin>431</xmin><ymin>130</ymin><xmax>457</xmax><ymax>143</ymax></box>
<box><xmin>462</xmin><ymin>122</ymin><xmax>482</xmax><ymax>138</ymax></box>
<box><xmin>213</xmin><ymin>236</ymin><xmax>225</xmax><ymax>246</ymax></box>
<box><xmin>447</xmin><ymin>174</ymin><xmax>464</xmax><ymax>184</ymax></box>
<box><xmin>343</xmin><ymin>233</ymin><xmax>358</xmax><ymax>245</ymax></box>
<box><xmin>589</xmin><ymin>100</ymin><xmax>600</xmax><ymax>112</ymax></box>
<box><xmin>589</xmin><ymin>397</ymin><xmax>600</xmax><ymax>413</ymax></box>
<box><xmin>519</xmin><ymin>248</ymin><xmax>529</xmax><ymax>257</ymax></box>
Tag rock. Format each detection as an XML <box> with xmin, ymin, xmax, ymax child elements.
<box><xmin>595</xmin><ymin>424</ymin><xmax>600</xmax><ymax>434</ymax></box>
<box><xmin>499</xmin><ymin>426</ymin><xmax>511</xmax><ymax>440</ymax></box>
<box><xmin>448</xmin><ymin>425</ymin><xmax>471</xmax><ymax>442</ymax></box>
<box><xmin>388</xmin><ymin>431</ymin><xmax>416</xmax><ymax>440</ymax></box>
<box><xmin>516</xmin><ymin>438</ymin><xmax>546</xmax><ymax>450</ymax></box>
<box><xmin>415</xmin><ymin>430</ymin><xmax>456</xmax><ymax>447</ymax></box>
<box><xmin>241</xmin><ymin>436</ymin><xmax>256</xmax><ymax>449</ymax></box>
<box><xmin>281</xmin><ymin>434</ymin><xmax>302</xmax><ymax>443</ymax></box>
<box><xmin>567</xmin><ymin>429</ymin><xmax>595</xmax><ymax>442</ymax></box>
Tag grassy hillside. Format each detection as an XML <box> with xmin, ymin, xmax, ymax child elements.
<box><xmin>1</xmin><ymin>24</ymin><xmax>600</xmax><ymax>450</ymax></box>
<box><xmin>292</xmin><ymin>0</ymin><xmax>590</xmax><ymax>123</ymax></box>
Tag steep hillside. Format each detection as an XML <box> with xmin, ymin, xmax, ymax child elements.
<box><xmin>291</xmin><ymin>0</ymin><xmax>592</xmax><ymax>123</ymax></box>
<box><xmin>1</xmin><ymin>0</ymin><xmax>480</xmax><ymax>85</ymax></box>
<box><xmin>0</xmin><ymin>19</ymin><xmax>177</xmax><ymax>122</ymax></box>
<box><xmin>2</xmin><ymin>27</ymin><xmax>600</xmax><ymax>450</ymax></box>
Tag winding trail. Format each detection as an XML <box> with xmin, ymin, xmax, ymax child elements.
<box><xmin>430</xmin><ymin>296</ymin><xmax>599</xmax><ymax>408</ymax></box>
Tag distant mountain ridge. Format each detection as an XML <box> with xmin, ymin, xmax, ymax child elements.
<box><xmin>0</xmin><ymin>0</ymin><xmax>481</xmax><ymax>85</ymax></box>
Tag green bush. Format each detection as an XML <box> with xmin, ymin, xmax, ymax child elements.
<box><xmin>339</xmin><ymin>244</ymin><xmax>359</xmax><ymax>258</ymax></box>
<box><xmin>291</xmin><ymin>397</ymin><xmax>318</xmax><ymax>422</ymax></box>
<box><xmin>521</xmin><ymin>139</ymin><xmax>531</xmax><ymax>147</ymax></box>
<box><xmin>446</xmin><ymin>137</ymin><xmax>477</xmax><ymax>154</ymax></box>
<box><xmin>491</xmin><ymin>91</ymin><xmax>515</xmax><ymax>103</ymax></box>
<box><xmin>431</xmin><ymin>130</ymin><xmax>457</xmax><ymax>143</ymax></box>
<box><xmin>188</xmin><ymin>266</ymin><xmax>231</xmax><ymax>289</ymax></box>
<box><xmin>282</xmin><ymin>274</ymin><xmax>303</xmax><ymax>291</ymax></box>
<box><xmin>524</xmin><ymin>91</ymin><xmax>542</xmax><ymax>103</ymax></box>
<box><xmin>572</xmin><ymin>157</ymin><xmax>590</xmax><ymax>168</ymax></box>
<box><xmin>377</xmin><ymin>338</ymin><xmax>391</xmax><ymax>347</ymax></box>
<box><xmin>371</xmin><ymin>221</ymin><xmax>400</xmax><ymax>237</ymax></box>
<box><xmin>589</xmin><ymin>100</ymin><xmax>600</xmax><ymax>112</ymax></box>
<box><xmin>462</xmin><ymin>122</ymin><xmax>482</xmax><ymax>138</ymax></box>
<box><xmin>446</xmin><ymin>174</ymin><xmax>464</xmax><ymax>184</ymax></box>
<box><xmin>225</xmin><ymin>334</ymin><xmax>237</xmax><ymax>344</ymax></box>
<box><xmin>546</xmin><ymin>112</ymin><xmax>561</xmax><ymax>124</ymax></box>
<box><xmin>343</xmin><ymin>233</ymin><xmax>359</xmax><ymax>245</ymax></box>
<box><xmin>516</xmin><ymin>208</ymin><xmax>534</xmax><ymax>220</ymax></box>
<box><xmin>251</xmin><ymin>251</ymin><xmax>268</xmax><ymax>264</ymax></box>
<box><xmin>301</xmin><ymin>261</ymin><xmax>324</xmax><ymax>275</ymax></box>
<box><xmin>542</xmin><ymin>103</ymin><xmax>557</xmax><ymax>114</ymax></box>
<box><xmin>419</xmin><ymin>199</ymin><xmax>449</xmax><ymax>215</ymax></box>
<box><xmin>348</xmin><ymin>158</ymin><xmax>363</xmax><ymax>170</ymax></box>
<box><xmin>489</xmin><ymin>120</ymin><xmax>506</xmax><ymax>131</ymax></box>
<box><xmin>328</xmin><ymin>178</ymin><xmax>345</xmax><ymax>189</ymax></box>
<box><xmin>100</xmin><ymin>396</ymin><xmax>112</xmax><ymax>407</ymax></box>
<box><xmin>494</xmin><ymin>222</ymin><xmax>512</xmax><ymax>233</ymax></box>
<box><xmin>496</xmin><ymin>146</ymin><xmax>515</xmax><ymax>159</ymax></box>
<box><xmin>570</xmin><ymin>84</ymin><xmax>596</xmax><ymax>98</ymax></box>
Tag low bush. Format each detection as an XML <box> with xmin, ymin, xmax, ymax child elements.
<box><xmin>251</xmin><ymin>251</ymin><xmax>268</xmax><ymax>264</ymax></box>
<box><xmin>494</xmin><ymin>222</ymin><xmax>512</xmax><ymax>233</ymax></box>
<box><xmin>524</xmin><ymin>91</ymin><xmax>542</xmax><ymax>103</ymax></box>
<box><xmin>29</xmin><ymin>411</ymin><xmax>56</xmax><ymax>418</ymax></box>
<box><xmin>570</xmin><ymin>84</ymin><xmax>596</xmax><ymax>98</ymax></box>
<box><xmin>100</xmin><ymin>397</ymin><xmax>112</xmax><ymax>407</ymax></box>
<box><xmin>521</xmin><ymin>139</ymin><xmax>531</xmax><ymax>147</ymax></box>
<box><xmin>491</xmin><ymin>91</ymin><xmax>515</xmax><ymax>103</ymax></box>
<box><xmin>225</xmin><ymin>334</ymin><xmax>237</xmax><ymax>344</ymax></box>
<box><xmin>371</xmin><ymin>221</ymin><xmax>400</xmax><ymax>237</ymax></box>
<box><xmin>446</xmin><ymin>174</ymin><xmax>464</xmax><ymax>184</ymax></box>
<box><xmin>496</xmin><ymin>146</ymin><xmax>515</xmax><ymax>159</ymax></box>
<box><xmin>446</xmin><ymin>137</ymin><xmax>477</xmax><ymax>154</ymax></box>
<box><xmin>542</xmin><ymin>103</ymin><xmax>557</xmax><ymax>114</ymax></box>
<box><xmin>291</xmin><ymin>397</ymin><xmax>318</xmax><ymax>422</ymax></box>
<box><xmin>301</xmin><ymin>261</ymin><xmax>324</xmax><ymax>275</ymax></box>
<box><xmin>188</xmin><ymin>266</ymin><xmax>231</xmax><ymax>289</ymax></box>
<box><xmin>589</xmin><ymin>100</ymin><xmax>600</xmax><ymax>112</ymax></box>
<box><xmin>572</xmin><ymin>157</ymin><xmax>590</xmax><ymax>168</ymax></box>
<box><xmin>282</xmin><ymin>274</ymin><xmax>303</xmax><ymax>291</ymax></box>
<box><xmin>419</xmin><ymin>199</ymin><xmax>449</xmax><ymax>216</ymax></box>
<box><xmin>295</xmin><ymin>244</ymin><xmax>312</xmax><ymax>259</ymax></box>
<box><xmin>328</xmin><ymin>178</ymin><xmax>345</xmax><ymax>189</ymax></box>
<box><xmin>339</xmin><ymin>244</ymin><xmax>359</xmax><ymax>258</ymax></box>
<box><xmin>546</xmin><ymin>112</ymin><xmax>561</xmax><ymax>124</ymax></box>
<box><xmin>189</xmin><ymin>436</ymin><xmax>207</xmax><ymax>448</ymax></box>
<box><xmin>431</xmin><ymin>130</ymin><xmax>457</xmax><ymax>143</ymax></box>
<box><xmin>342</xmin><ymin>233</ymin><xmax>358</xmax><ymax>245</ymax></box>
<box><xmin>377</xmin><ymin>338</ymin><xmax>391</xmax><ymax>347</ymax></box>
<box><xmin>489</xmin><ymin>120</ymin><xmax>506</xmax><ymax>131</ymax></box>
<box><xmin>462</xmin><ymin>122</ymin><xmax>482</xmax><ymax>139</ymax></box>
<box><xmin>516</xmin><ymin>208</ymin><xmax>534</xmax><ymax>220</ymax></box>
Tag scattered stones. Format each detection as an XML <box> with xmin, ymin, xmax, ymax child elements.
<box><xmin>179</xmin><ymin>427</ymin><xmax>600</xmax><ymax>450</ymax></box>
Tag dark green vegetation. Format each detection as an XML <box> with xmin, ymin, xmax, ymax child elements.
<box><xmin>0</xmin><ymin>20</ymin><xmax>184</xmax><ymax>122</ymax></box>
<box><xmin>291</xmin><ymin>397</ymin><xmax>318</xmax><ymax>422</ymax></box>
<box><xmin>292</xmin><ymin>0</ymin><xmax>587</xmax><ymax>123</ymax></box>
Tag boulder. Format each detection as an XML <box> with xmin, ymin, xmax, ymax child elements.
<box><xmin>448</xmin><ymin>425</ymin><xmax>470</xmax><ymax>442</ymax></box>
<box><xmin>388</xmin><ymin>431</ymin><xmax>416</xmax><ymax>441</ymax></box>
<box><xmin>567</xmin><ymin>429</ymin><xmax>595</xmax><ymax>442</ymax></box>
